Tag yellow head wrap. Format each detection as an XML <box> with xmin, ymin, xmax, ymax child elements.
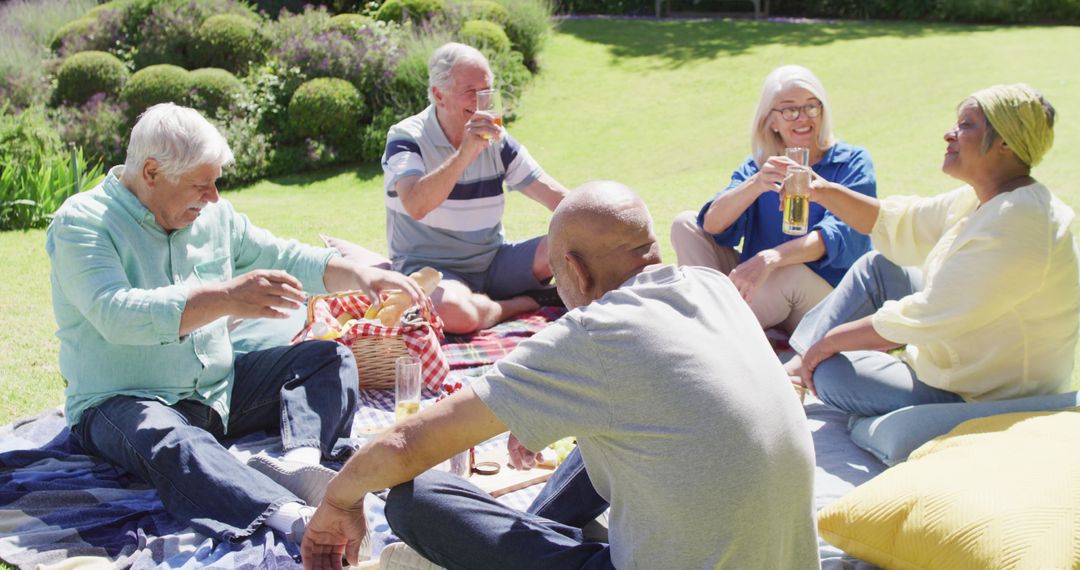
<box><xmin>969</xmin><ymin>83</ymin><xmax>1054</xmax><ymax>167</ymax></box>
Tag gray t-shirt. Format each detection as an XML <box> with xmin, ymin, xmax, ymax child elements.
<box><xmin>473</xmin><ymin>265</ymin><xmax>819</xmax><ymax>569</ymax></box>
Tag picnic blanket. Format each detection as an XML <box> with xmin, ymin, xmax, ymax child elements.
<box><xmin>0</xmin><ymin>308</ymin><xmax>882</xmax><ymax>569</ymax></box>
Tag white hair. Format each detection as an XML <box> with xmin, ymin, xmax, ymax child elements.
<box><xmin>123</xmin><ymin>103</ymin><xmax>234</xmax><ymax>182</ymax></box>
<box><xmin>427</xmin><ymin>42</ymin><xmax>491</xmax><ymax>105</ymax></box>
<box><xmin>750</xmin><ymin>65</ymin><xmax>836</xmax><ymax>166</ymax></box>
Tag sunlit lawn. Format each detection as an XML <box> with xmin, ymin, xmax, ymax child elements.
<box><xmin>3</xmin><ymin>17</ymin><xmax>1079</xmax><ymax>425</ymax></box>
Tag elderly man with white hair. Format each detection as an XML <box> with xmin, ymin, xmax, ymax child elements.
<box><xmin>378</xmin><ymin>42</ymin><xmax>569</xmax><ymax>333</ymax></box>
<box><xmin>46</xmin><ymin>103</ymin><xmax>423</xmax><ymax>545</ymax></box>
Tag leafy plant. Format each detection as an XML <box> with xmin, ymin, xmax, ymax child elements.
<box><xmin>0</xmin><ymin>106</ymin><xmax>104</xmax><ymax>230</ymax></box>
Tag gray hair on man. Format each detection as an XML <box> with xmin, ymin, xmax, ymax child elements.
<box><xmin>123</xmin><ymin>103</ymin><xmax>234</xmax><ymax>182</ymax></box>
<box><xmin>427</xmin><ymin>42</ymin><xmax>491</xmax><ymax>105</ymax></box>
<box><xmin>750</xmin><ymin>64</ymin><xmax>836</xmax><ymax>166</ymax></box>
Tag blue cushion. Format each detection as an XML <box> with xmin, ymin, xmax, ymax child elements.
<box><xmin>849</xmin><ymin>390</ymin><xmax>1080</xmax><ymax>465</ymax></box>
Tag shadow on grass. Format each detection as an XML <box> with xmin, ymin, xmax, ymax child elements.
<box><xmin>556</xmin><ymin>18</ymin><xmax>999</xmax><ymax>67</ymax></box>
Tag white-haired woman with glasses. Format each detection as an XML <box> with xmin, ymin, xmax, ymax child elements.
<box><xmin>671</xmin><ymin>64</ymin><xmax>876</xmax><ymax>334</ymax></box>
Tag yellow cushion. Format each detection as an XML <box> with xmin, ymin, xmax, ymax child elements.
<box><xmin>818</xmin><ymin>409</ymin><xmax>1080</xmax><ymax>570</ymax></box>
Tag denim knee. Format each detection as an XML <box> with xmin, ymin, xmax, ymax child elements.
<box><xmin>386</xmin><ymin>471</ymin><xmax>461</xmax><ymax>539</ymax></box>
<box><xmin>300</xmin><ymin>340</ymin><xmax>360</xmax><ymax>402</ymax></box>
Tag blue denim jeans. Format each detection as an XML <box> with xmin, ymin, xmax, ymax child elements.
<box><xmin>70</xmin><ymin>340</ymin><xmax>359</xmax><ymax>542</ymax></box>
<box><xmin>386</xmin><ymin>448</ymin><xmax>614</xmax><ymax>570</ymax></box>
<box><xmin>789</xmin><ymin>251</ymin><xmax>965</xmax><ymax>416</ymax></box>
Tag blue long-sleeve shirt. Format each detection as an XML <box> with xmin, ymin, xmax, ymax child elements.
<box><xmin>696</xmin><ymin>142</ymin><xmax>877</xmax><ymax>287</ymax></box>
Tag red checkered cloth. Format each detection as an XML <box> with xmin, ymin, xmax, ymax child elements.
<box><xmin>293</xmin><ymin>293</ymin><xmax>449</xmax><ymax>392</ymax></box>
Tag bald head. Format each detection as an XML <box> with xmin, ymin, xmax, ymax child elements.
<box><xmin>548</xmin><ymin>181</ymin><xmax>661</xmax><ymax>307</ymax></box>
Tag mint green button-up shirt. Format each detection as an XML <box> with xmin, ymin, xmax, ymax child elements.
<box><xmin>46</xmin><ymin>167</ymin><xmax>337</xmax><ymax>429</ymax></box>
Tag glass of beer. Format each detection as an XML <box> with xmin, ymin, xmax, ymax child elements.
<box><xmin>394</xmin><ymin>355</ymin><xmax>422</xmax><ymax>422</ymax></box>
<box><xmin>782</xmin><ymin>166</ymin><xmax>812</xmax><ymax>235</ymax></box>
<box><xmin>475</xmin><ymin>88</ymin><xmax>503</xmax><ymax>140</ymax></box>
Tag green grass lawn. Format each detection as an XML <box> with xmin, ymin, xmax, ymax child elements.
<box><xmin>3</xmin><ymin>17</ymin><xmax>1080</xmax><ymax>425</ymax></box>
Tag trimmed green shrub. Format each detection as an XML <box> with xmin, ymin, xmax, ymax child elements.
<box><xmin>459</xmin><ymin>19</ymin><xmax>511</xmax><ymax>53</ymax></box>
<box><xmin>50</xmin><ymin>17</ymin><xmax>113</xmax><ymax>54</ymax></box>
<box><xmin>288</xmin><ymin>78</ymin><xmax>366</xmax><ymax>145</ymax></box>
<box><xmin>326</xmin><ymin>13</ymin><xmax>374</xmax><ymax>36</ymax></box>
<box><xmin>191</xmin><ymin>13</ymin><xmax>269</xmax><ymax>74</ymax></box>
<box><xmin>188</xmin><ymin>68</ymin><xmax>245</xmax><ymax>115</ymax></box>
<box><xmin>121</xmin><ymin>64</ymin><xmax>191</xmax><ymax>120</ymax></box>
<box><xmin>86</xmin><ymin>1</ymin><xmax>125</xmax><ymax>18</ymax></box>
<box><xmin>53</xmin><ymin>51</ymin><xmax>129</xmax><ymax>106</ymax></box>
<box><xmin>375</xmin><ymin>0</ymin><xmax>445</xmax><ymax>24</ymax></box>
<box><xmin>457</xmin><ymin>0</ymin><xmax>509</xmax><ymax>25</ymax></box>
<box><xmin>132</xmin><ymin>0</ymin><xmax>258</xmax><ymax>69</ymax></box>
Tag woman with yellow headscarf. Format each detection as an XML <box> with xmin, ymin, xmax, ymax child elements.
<box><xmin>781</xmin><ymin>84</ymin><xmax>1079</xmax><ymax>461</ymax></box>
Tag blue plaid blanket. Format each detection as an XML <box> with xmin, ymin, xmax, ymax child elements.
<box><xmin>0</xmin><ymin>310</ymin><xmax>882</xmax><ymax>569</ymax></box>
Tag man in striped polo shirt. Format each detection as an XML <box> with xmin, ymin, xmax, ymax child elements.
<box><xmin>381</xmin><ymin>43</ymin><xmax>568</xmax><ymax>334</ymax></box>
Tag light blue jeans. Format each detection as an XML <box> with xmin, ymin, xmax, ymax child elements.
<box><xmin>386</xmin><ymin>448</ymin><xmax>614</xmax><ymax>569</ymax></box>
<box><xmin>789</xmin><ymin>251</ymin><xmax>962</xmax><ymax>417</ymax></box>
<box><xmin>71</xmin><ymin>340</ymin><xmax>360</xmax><ymax>541</ymax></box>
<box><xmin>791</xmin><ymin>251</ymin><xmax>1079</xmax><ymax>463</ymax></box>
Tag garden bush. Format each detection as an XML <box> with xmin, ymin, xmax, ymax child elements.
<box><xmin>767</xmin><ymin>0</ymin><xmax>1079</xmax><ymax>22</ymax></box>
<box><xmin>132</xmin><ymin>0</ymin><xmax>258</xmax><ymax>69</ymax></box>
<box><xmin>1</xmin><ymin>0</ymin><xmax>98</xmax><ymax>108</ymax></box>
<box><xmin>272</xmin><ymin>6</ymin><xmax>403</xmax><ymax>100</ymax></box>
<box><xmin>191</xmin><ymin>13</ymin><xmax>269</xmax><ymax>74</ymax></box>
<box><xmin>459</xmin><ymin>19</ymin><xmax>511</xmax><ymax>53</ymax></box>
<box><xmin>0</xmin><ymin>106</ymin><xmax>104</xmax><ymax>230</ymax></box>
<box><xmin>451</xmin><ymin>0</ymin><xmax>509</xmax><ymax>25</ymax></box>
<box><xmin>188</xmin><ymin>68</ymin><xmax>245</xmax><ymax>115</ymax></box>
<box><xmin>375</xmin><ymin>0</ymin><xmax>446</xmax><ymax>24</ymax></box>
<box><xmin>51</xmin><ymin>94</ymin><xmax>128</xmax><ymax>169</ymax></box>
<box><xmin>50</xmin><ymin>18</ymin><xmax>107</xmax><ymax>54</ymax></box>
<box><xmin>288</xmin><ymin>77</ymin><xmax>366</xmax><ymax>146</ymax></box>
<box><xmin>326</xmin><ymin>13</ymin><xmax>374</xmax><ymax>37</ymax></box>
<box><xmin>121</xmin><ymin>64</ymin><xmax>191</xmax><ymax>120</ymax></box>
<box><xmin>491</xmin><ymin>0</ymin><xmax>552</xmax><ymax>71</ymax></box>
<box><xmin>53</xmin><ymin>51</ymin><xmax>129</xmax><ymax>106</ymax></box>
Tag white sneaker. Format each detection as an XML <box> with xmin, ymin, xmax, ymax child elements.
<box><xmin>247</xmin><ymin>455</ymin><xmax>337</xmax><ymax>506</ymax></box>
<box><xmin>379</xmin><ymin>542</ymin><xmax>444</xmax><ymax>570</ymax></box>
<box><xmin>286</xmin><ymin>505</ymin><xmax>315</xmax><ymax>545</ymax></box>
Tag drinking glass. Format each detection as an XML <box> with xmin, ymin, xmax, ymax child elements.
<box><xmin>394</xmin><ymin>355</ymin><xmax>422</xmax><ymax>423</ymax></box>
<box><xmin>784</xmin><ymin>146</ymin><xmax>809</xmax><ymax>166</ymax></box>
<box><xmin>475</xmin><ymin>88</ymin><xmax>503</xmax><ymax>140</ymax></box>
<box><xmin>782</xmin><ymin>166</ymin><xmax>812</xmax><ymax>235</ymax></box>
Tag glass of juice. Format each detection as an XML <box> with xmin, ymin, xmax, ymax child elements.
<box><xmin>475</xmin><ymin>88</ymin><xmax>503</xmax><ymax>139</ymax></box>
<box><xmin>394</xmin><ymin>355</ymin><xmax>422</xmax><ymax>422</ymax></box>
<box><xmin>782</xmin><ymin>166</ymin><xmax>811</xmax><ymax>235</ymax></box>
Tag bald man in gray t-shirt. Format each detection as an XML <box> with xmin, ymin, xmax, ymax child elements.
<box><xmin>302</xmin><ymin>181</ymin><xmax>819</xmax><ymax>569</ymax></box>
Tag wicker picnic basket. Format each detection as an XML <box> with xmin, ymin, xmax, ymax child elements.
<box><xmin>303</xmin><ymin>291</ymin><xmax>445</xmax><ymax>390</ymax></box>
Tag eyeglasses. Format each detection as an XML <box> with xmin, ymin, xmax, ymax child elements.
<box><xmin>772</xmin><ymin>102</ymin><xmax>822</xmax><ymax>121</ymax></box>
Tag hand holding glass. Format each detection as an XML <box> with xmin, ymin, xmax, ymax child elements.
<box><xmin>394</xmin><ymin>355</ymin><xmax>422</xmax><ymax>422</ymax></box>
<box><xmin>475</xmin><ymin>88</ymin><xmax>503</xmax><ymax>140</ymax></box>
